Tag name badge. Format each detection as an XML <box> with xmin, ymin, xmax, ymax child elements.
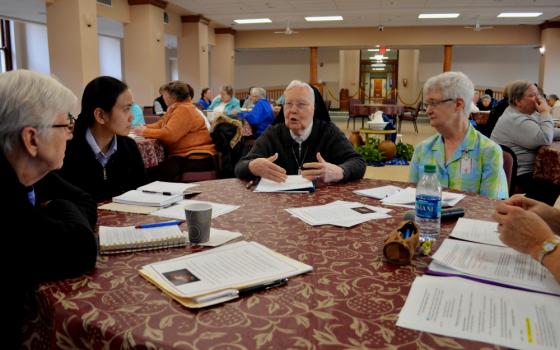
<box><xmin>460</xmin><ymin>151</ymin><xmax>472</xmax><ymax>175</ymax></box>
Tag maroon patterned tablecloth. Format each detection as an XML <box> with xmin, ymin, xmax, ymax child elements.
<box><xmin>533</xmin><ymin>141</ymin><xmax>560</xmax><ymax>186</ymax></box>
<box><xmin>22</xmin><ymin>178</ymin><xmax>503</xmax><ymax>350</ymax></box>
<box><xmin>135</xmin><ymin>138</ymin><xmax>165</xmax><ymax>168</ymax></box>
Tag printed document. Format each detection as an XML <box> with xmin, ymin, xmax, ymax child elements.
<box><xmin>254</xmin><ymin>175</ymin><xmax>314</xmax><ymax>193</ymax></box>
<box><xmin>353</xmin><ymin>185</ymin><xmax>403</xmax><ymax>199</ymax></box>
<box><xmin>381</xmin><ymin>187</ymin><xmax>465</xmax><ymax>208</ymax></box>
<box><xmin>286</xmin><ymin>200</ymin><xmax>391</xmax><ymax>227</ymax></box>
<box><xmin>397</xmin><ymin>276</ymin><xmax>560</xmax><ymax>350</ymax></box>
<box><xmin>113</xmin><ymin>190</ymin><xmax>183</xmax><ymax>207</ymax></box>
<box><xmin>449</xmin><ymin>218</ymin><xmax>505</xmax><ymax>246</ymax></box>
<box><xmin>137</xmin><ymin>181</ymin><xmax>198</xmax><ymax>195</ymax></box>
<box><xmin>431</xmin><ymin>239</ymin><xmax>560</xmax><ymax>295</ymax></box>
<box><xmin>151</xmin><ymin>199</ymin><xmax>239</xmax><ymax>220</ymax></box>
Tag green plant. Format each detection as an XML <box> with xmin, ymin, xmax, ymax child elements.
<box><xmin>355</xmin><ymin>142</ymin><xmax>385</xmax><ymax>163</ymax></box>
<box><xmin>396</xmin><ymin>142</ymin><xmax>414</xmax><ymax>161</ymax></box>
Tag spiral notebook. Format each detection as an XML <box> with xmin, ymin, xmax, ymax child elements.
<box><xmin>99</xmin><ymin>225</ymin><xmax>187</xmax><ymax>254</ymax></box>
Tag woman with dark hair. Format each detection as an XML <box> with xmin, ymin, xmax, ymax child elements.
<box><xmin>198</xmin><ymin>87</ymin><xmax>212</xmax><ymax>110</ymax></box>
<box><xmin>59</xmin><ymin>76</ymin><xmax>147</xmax><ymax>201</ymax></box>
<box><xmin>134</xmin><ymin>80</ymin><xmax>216</xmax><ymax>181</ymax></box>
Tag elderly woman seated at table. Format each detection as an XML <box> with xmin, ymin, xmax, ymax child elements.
<box><xmin>0</xmin><ymin>70</ymin><xmax>97</xmax><ymax>347</ymax></box>
<box><xmin>235</xmin><ymin>80</ymin><xmax>365</xmax><ymax>183</ymax></box>
<box><xmin>409</xmin><ymin>71</ymin><xmax>508</xmax><ymax>200</ymax></box>
<box><xmin>59</xmin><ymin>76</ymin><xmax>147</xmax><ymax>201</ymax></box>
<box><xmin>238</xmin><ymin>87</ymin><xmax>274</xmax><ymax>137</ymax></box>
<box><xmin>134</xmin><ymin>81</ymin><xmax>216</xmax><ymax>181</ymax></box>
<box><xmin>207</xmin><ymin>85</ymin><xmax>241</xmax><ymax>117</ymax></box>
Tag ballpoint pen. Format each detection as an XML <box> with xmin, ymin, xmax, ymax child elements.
<box><xmin>238</xmin><ymin>278</ymin><xmax>289</xmax><ymax>295</ymax></box>
<box><xmin>141</xmin><ymin>190</ymin><xmax>173</xmax><ymax>196</ymax></box>
<box><xmin>136</xmin><ymin>220</ymin><xmax>185</xmax><ymax>229</ymax></box>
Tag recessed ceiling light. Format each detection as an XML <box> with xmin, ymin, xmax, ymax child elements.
<box><xmin>371</xmin><ymin>63</ymin><xmax>386</xmax><ymax>67</ymax></box>
<box><xmin>233</xmin><ymin>18</ymin><xmax>272</xmax><ymax>24</ymax></box>
<box><xmin>497</xmin><ymin>12</ymin><xmax>542</xmax><ymax>18</ymax></box>
<box><xmin>418</xmin><ymin>13</ymin><xmax>460</xmax><ymax>19</ymax></box>
<box><xmin>305</xmin><ymin>16</ymin><xmax>343</xmax><ymax>22</ymax></box>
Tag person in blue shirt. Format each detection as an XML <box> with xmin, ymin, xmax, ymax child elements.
<box><xmin>198</xmin><ymin>87</ymin><xmax>212</xmax><ymax>110</ymax></box>
<box><xmin>207</xmin><ymin>85</ymin><xmax>241</xmax><ymax>116</ymax></box>
<box><xmin>130</xmin><ymin>102</ymin><xmax>145</xmax><ymax>127</ymax></box>
<box><xmin>238</xmin><ymin>87</ymin><xmax>274</xmax><ymax>137</ymax></box>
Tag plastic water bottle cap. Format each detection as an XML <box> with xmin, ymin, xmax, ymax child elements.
<box><xmin>424</xmin><ymin>164</ymin><xmax>436</xmax><ymax>173</ymax></box>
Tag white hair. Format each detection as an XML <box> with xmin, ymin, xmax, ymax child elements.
<box><xmin>423</xmin><ymin>71</ymin><xmax>474</xmax><ymax>116</ymax></box>
<box><xmin>0</xmin><ymin>70</ymin><xmax>77</xmax><ymax>155</ymax></box>
<box><xmin>251</xmin><ymin>87</ymin><xmax>267</xmax><ymax>99</ymax></box>
<box><xmin>284</xmin><ymin>80</ymin><xmax>315</xmax><ymax>105</ymax></box>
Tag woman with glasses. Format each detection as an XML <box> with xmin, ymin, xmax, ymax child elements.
<box><xmin>207</xmin><ymin>85</ymin><xmax>241</xmax><ymax>116</ymax></box>
<box><xmin>409</xmin><ymin>71</ymin><xmax>508</xmax><ymax>200</ymax></box>
<box><xmin>59</xmin><ymin>76</ymin><xmax>147</xmax><ymax>201</ymax></box>
<box><xmin>0</xmin><ymin>70</ymin><xmax>97</xmax><ymax>347</ymax></box>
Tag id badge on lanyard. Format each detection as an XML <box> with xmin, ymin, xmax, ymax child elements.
<box><xmin>460</xmin><ymin>150</ymin><xmax>472</xmax><ymax>175</ymax></box>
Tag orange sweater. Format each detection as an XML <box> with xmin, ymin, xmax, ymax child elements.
<box><xmin>143</xmin><ymin>101</ymin><xmax>216</xmax><ymax>157</ymax></box>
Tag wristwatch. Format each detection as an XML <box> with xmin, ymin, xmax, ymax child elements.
<box><xmin>538</xmin><ymin>238</ymin><xmax>560</xmax><ymax>265</ymax></box>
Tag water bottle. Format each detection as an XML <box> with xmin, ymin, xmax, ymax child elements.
<box><xmin>415</xmin><ymin>164</ymin><xmax>441</xmax><ymax>255</ymax></box>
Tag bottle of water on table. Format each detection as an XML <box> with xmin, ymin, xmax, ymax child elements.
<box><xmin>415</xmin><ymin>164</ymin><xmax>441</xmax><ymax>255</ymax></box>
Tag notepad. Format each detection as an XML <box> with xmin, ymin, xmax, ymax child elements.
<box><xmin>99</xmin><ymin>225</ymin><xmax>187</xmax><ymax>254</ymax></box>
<box><xmin>112</xmin><ymin>190</ymin><xmax>183</xmax><ymax>207</ymax></box>
<box><xmin>254</xmin><ymin>175</ymin><xmax>315</xmax><ymax>193</ymax></box>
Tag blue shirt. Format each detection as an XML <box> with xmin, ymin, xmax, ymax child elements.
<box><xmin>86</xmin><ymin>128</ymin><xmax>118</xmax><ymax>167</ymax></box>
<box><xmin>198</xmin><ymin>98</ymin><xmax>210</xmax><ymax>110</ymax></box>
<box><xmin>131</xmin><ymin>103</ymin><xmax>145</xmax><ymax>127</ymax></box>
<box><xmin>239</xmin><ymin>98</ymin><xmax>274</xmax><ymax>137</ymax></box>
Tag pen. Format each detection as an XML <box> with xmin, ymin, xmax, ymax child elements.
<box><xmin>136</xmin><ymin>220</ymin><xmax>184</xmax><ymax>229</ymax></box>
<box><xmin>246</xmin><ymin>180</ymin><xmax>255</xmax><ymax>189</ymax></box>
<box><xmin>142</xmin><ymin>190</ymin><xmax>173</xmax><ymax>196</ymax></box>
<box><xmin>238</xmin><ymin>278</ymin><xmax>289</xmax><ymax>295</ymax></box>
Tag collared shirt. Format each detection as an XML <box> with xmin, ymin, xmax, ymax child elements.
<box><xmin>86</xmin><ymin>128</ymin><xmax>118</xmax><ymax>167</ymax></box>
<box><xmin>290</xmin><ymin>120</ymin><xmax>314</xmax><ymax>144</ymax></box>
<box><xmin>409</xmin><ymin>123</ymin><xmax>508</xmax><ymax>200</ymax></box>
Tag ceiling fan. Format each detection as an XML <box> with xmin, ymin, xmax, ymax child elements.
<box><xmin>274</xmin><ymin>21</ymin><xmax>298</xmax><ymax>35</ymax></box>
<box><xmin>464</xmin><ymin>17</ymin><xmax>493</xmax><ymax>32</ymax></box>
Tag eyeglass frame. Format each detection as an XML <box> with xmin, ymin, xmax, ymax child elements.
<box><xmin>51</xmin><ymin>113</ymin><xmax>76</xmax><ymax>132</ymax></box>
<box><xmin>423</xmin><ymin>98</ymin><xmax>455</xmax><ymax>109</ymax></box>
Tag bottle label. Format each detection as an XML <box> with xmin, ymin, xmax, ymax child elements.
<box><xmin>415</xmin><ymin>194</ymin><xmax>441</xmax><ymax>219</ymax></box>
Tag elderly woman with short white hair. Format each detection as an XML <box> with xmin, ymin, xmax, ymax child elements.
<box><xmin>0</xmin><ymin>70</ymin><xmax>97</xmax><ymax>347</ymax></box>
<box><xmin>409</xmin><ymin>71</ymin><xmax>508</xmax><ymax>199</ymax></box>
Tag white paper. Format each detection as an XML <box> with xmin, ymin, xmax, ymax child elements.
<box><xmin>99</xmin><ymin>225</ymin><xmax>184</xmax><ymax>246</ymax></box>
<box><xmin>137</xmin><ymin>181</ymin><xmax>198</xmax><ymax>195</ymax></box>
<box><xmin>198</xmin><ymin>228</ymin><xmax>242</xmax><ymax>247</ymax></box>
<box><xmin>381</xmin><ymin>187</ymin><xmax>465</xmax><ymax>207</ymax></box>
<box><xmin>141</xmin><ymin>241</ymin><xmax>312</xmax><ymax>298</ymax></box>
<box><xmin>113</xmin><ymin>190</ymin><xmax>183</xmax><ymax>207</ymax></box>
<box><xmin>286</xmin><ymin>200</ymin><xmax>391</xmax><ymax>227</ymax></box>
<box><xmin>397</xmin><ymin>276</ymin><xmax>560</xmax><ymax>350</ymax></box>
<box><xmin>151</xmin><ymin>199</ymin><xmax>239</xmax><ymax>220</ymax></box>
<box><xmin>98</xmin><ymin>202</ymin><xmax>158</xmax><ymax>214</ymax></box>
<box><xmin>450</xmin><ymin>218</ymin><xmax>505</xmax><ymax>246</ymax></box>
<box><xmin>432</xmin><ymin>239</ymin><xmax>560</xmax><ymax>295</ymax></box>
<box><xmin>254</xmin><ymin>175</ymin><xmax>314</xmax><ymax>193</ymax></box>
<box><xmin>353</xmin><ymin>185</ymin><xmax>403</xmax><ymax>199</ymax></box>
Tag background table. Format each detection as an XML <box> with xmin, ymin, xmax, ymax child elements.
<box><xmin>22</xmin><ymin>178</ymin><xmax>503</xmax><ymax>349</ymax></box>
<box><xmin>359</xmin><ymin>128</ymin><xmax>397</xmax><ymax>143</ymax></box>
<box><xmin>533</xmin><ymin>141</ymin><xmax>560</xmax><ymax>186</ymax></box>
<box><xmin>135</xmin><ymin>137</ymin><xmax>165</xmax><ymax>168</ymax></box>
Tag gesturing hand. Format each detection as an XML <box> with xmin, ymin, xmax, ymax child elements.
<box><xmin>248</xmin><ymin>153</ymin><xmax>288</xmax><ymax>183</ymax></box>
<box><xmin>301</xmin><ymin>152</ymin><xmax>344</xmax><ymax>183</ymax></box>
<box><xmin>133</xmin><ymin>125</ymin><xmax>146</xmax><ymax>136</ymax></box>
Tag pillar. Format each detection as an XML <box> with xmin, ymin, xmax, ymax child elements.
<box><xmin>539</xmin><ymin>22</ymin><xmax>560</xmax><ymax>94</ymax></box>
<box><xmin>210</xmin><ymin>28</ymin><xmax>235</xmax><ymax>95</ymax></box>
<box><xmin>179</xmin><ymin>15</ymin><xmax>209</xmax><ymax>97</ymax></box>
<box><xmin>397</xmin><ymin>49</ymin><xmax>420</xmax><ymax>107</ymax></box>
<box><xmin>443</xmin><ymin>45</ymin><xmax>452</xmax><ymax>72</ymax></box>
<box><xmin>339</xmin><ymin>49</ymin><xmax>360</xmax><ymax>110</ymax></box>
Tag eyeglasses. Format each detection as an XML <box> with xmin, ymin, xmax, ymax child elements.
<box><xmin>52</xmin><ymin>113</ymin><xmax>76</xmax><ymax>132</ymax></box>
<box><xmin>423</xmin><ymin>98</ymin><xmax>454</xmax><ymax>109</ymax></box>
<box><xmin>284</xmin><ymin>102</ymin><xmax>311</xmax><ymax>110</ymax></box>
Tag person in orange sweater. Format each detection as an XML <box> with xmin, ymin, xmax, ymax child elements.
<box><xmin>133</xmin><ymin>81</ymin><xmax>216</xmax><ymax>181</ymax></box>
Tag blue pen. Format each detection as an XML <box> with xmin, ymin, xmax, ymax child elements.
<box><xmin>136</xmin><ymin>220</ymin><xmax>184</xmax><ymax>229</ymax></box>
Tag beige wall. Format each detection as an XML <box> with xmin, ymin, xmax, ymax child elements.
<box><xmin>179</xmin><ymin>21</ymin><xmax>209</xmax><ymax>95</ymax></box>
<box><xmin>398</xmin><ymin>50</ymin><xmax>420</xmax><ymax>106</ymax></box>
<box><xmin>540</xmin><ymin>28</ymin><xmax>560</xmax><ymax>95</ymax></box>
<box><xmin>96</xmin><ymin>0</ymin><xmax>130</xmax><ymax>24</ymax></box>
<box><xmin>339</xmin><ymin>50</ymin><xmax>360</xmax><ymax>99</ymax></box>
<box><xmin>211</xmin><ymin>33</ymin><xmax>235</xmax><ymax>95</ymax></box>
<box><xmin>235</xmin><ymin>26</ymin><xmax>540</xmax><ymax>49</ymax></box>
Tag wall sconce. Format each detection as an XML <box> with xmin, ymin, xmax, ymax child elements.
<box><xmin>83</xmin><ymin>13</ymin><xmax>94</xmax><ymax>28</ymax></box>
<box><xmin>402</xmin><ymin>78</ymin><xmax>408</xmax><ymax>88</ymax></box>
<box><xmin>201</xmin><ymin>45</ymin><xmax>207</xmax><ymax>53</ymax></box>
<box><xmin>539</xmin><ymin>46</ymin><xmax>545</xmax><ymax>55</ymax></box>
<box><xmin>155</xmin><ymin>32</ymin><xmax>162</xmax><ymax>43</ymax></box>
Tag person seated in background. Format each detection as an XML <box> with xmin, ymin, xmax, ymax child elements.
<box><xmin>235</xmin><ymin>80</ymin><xmax>365</xmax><ymax>183</ymax></box>
<box><xmin>238</xmin><ymin>87</ymin><xmax>274</xmax><ymax>138</ymax></box>
<box><xmin>60</xmin><ymin>76</ymin><xmax>147</xmax><ymax>201</ymax></box>
<box><xmin>547</xmin><ymin>94</ymin><xmax>560</xmax><ymax>119</ymax></box>
<box><xmin>493</xmin><ymin>194</ymin><xmax>560</xmax><ymax>283</ymax></box>
<box><xmin>130</xmin><ymin>101</ymin><xmax>145</xmax><ymax>127</ymax></box>
<box><xmin>470</xmin><ymin>90</ymin><xmax>480</xmax><ymax>113</ymax></box>
<box><xmin>208</xmin><ymin>85</ymin><xmax>241</xmax><ymax>116</ymax></box>
<box><xmin>241</xmin><ymin>86</ymin><xmax>254</xmax><ymax>110</ymax></box>
<box><xmin>480</xmin><ymin>84</ymin><xmax>510</xmax><ymax>138</ymax></box>
<box><xmin>0</xmin><ymin>70</ymin><xmax>97</xmax><ymax>347</ymax></box>
<box><xmin>153</xmin><ymin>84</ymin><xmax>168</xmax><ymax>115</ymax></box>
<box><xmin>491</xmin><ymin>80</ymin><xmax>560</xmax><ymax>204</ymax></box>
<box><xmin>409</xmin><ymin>71</ymin><xmax>508</xmax><ymax>200</ymax></box>
<box><xmin>478</xmin><ymin>94</ymin><xmax>493</xmax><ymax>111</ymax></box>
<box><xmin>134</xmin><ymin>81</ymin><xmax>216</xmax><ymax>181</ymax></box>
<box><xmin>198</xmin><ymin>87</ymin><xmax>212</xmax><ymax>110</ymax></box>
<box><xmin>480</xmin><ymin>88</ymin><xmax>497</xmax><ymax>109</ymax></box>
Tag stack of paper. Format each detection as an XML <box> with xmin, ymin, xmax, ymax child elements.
<box><xmin>381</xmin><ymin>187</ymin><xmax>465</xmax><ymax>208</ymax></box>
<box><xmin>137</xmin><ymin>181</ymin><xmax>198</xmax><ymax>195</ymax></box>
<box><xmin>113</xmin><ymin>190</ymin><xmax>183</xmax><ymax>207</ymax></box>
<box><xmin>353</xmin><ymin>185</ymin><xmax>403</xmax><ymax>199</ymax></box>
<box><xmin>151</xmin><ymin>199</ymin><xmax>239</xmax><ymax>220</ymax></box>
<box><xmin>286</xmin><ymin>200</ymin><xmax>391</xmax><ymax>227</ymax></box>
<box><xmin>254</xmin><ymin>175</ymin><xmax>315</xmax><ymax>193</ymax></box>
<box><xmin>139</xmin><ymin>241</ymin><xmax>313</xmax><ymax>308</ymax></box>
<box><xmin>449</xmin><ymin>217</ymin><xmax>504</xmax><ymax>246</ymax></box>
<box><xmin>99</xmin><ymin>224</ymin><xmax>186</xmax><ymax>254</ymax></box>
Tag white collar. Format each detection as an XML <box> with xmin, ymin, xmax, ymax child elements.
<box><xmin>290</xmin><ymin>120</ymin><xmax>313</xmax><ymax>143</ymax></box>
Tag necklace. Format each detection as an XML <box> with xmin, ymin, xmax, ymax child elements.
<box><xmin>291</xmin><ymin>143</ymin><xmax>309</xmax><ymax>174</ymax></box>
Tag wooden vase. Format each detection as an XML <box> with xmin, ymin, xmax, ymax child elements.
<box><xmin>349</xmin><ymin>131</ymin><xmax>364</xmax><ymax>147</ymax></box>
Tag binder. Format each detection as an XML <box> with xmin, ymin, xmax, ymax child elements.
<box><xmin>99</xmin><ymin>224</ymin><xmax>187</xmax><ymax>254</ymax></box>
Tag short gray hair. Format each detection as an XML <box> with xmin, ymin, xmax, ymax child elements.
<box><xmin>0</xmin><ymin>70</ymin><xmax>77</xmax><ymax>155</ymax></box>
<box><xmin>251</xmin><ymin>87</ymin><xmax>267</xmax><ymax>99</ymax></box>
<box><xmin>284</xmin><ymin>80</ymin><xmax>315</xmax><ymax>105</ymax></box>
<box><xmin>423</xmin><ymin>71</ymin><xmax>474</xmax><ymax>115</ymax></box>
<box><xmin>507</xmin><ymin>80</ymin><xmax>533</xmax><ymax>106</ymax></box>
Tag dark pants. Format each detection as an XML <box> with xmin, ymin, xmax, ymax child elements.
<box><xmin>148</xmin><ymin>156</ymin><xmax>215</xmax><ymax>182</ymax></box>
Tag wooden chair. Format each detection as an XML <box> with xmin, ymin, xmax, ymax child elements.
<box><xmin>346</xmin><ymin>99</ymin><xmax>368</xmax><ymax>130</ymax></box>
<box><xmin>398</xmin><ymin>101</ymin><xmax>420</xmax><ymax>133</ymax></box>
<box><xmin>179</xmin><ymin>150</ymin><xmax>220</xmax><ymax>183</ymax></box>
<box><xmin>500</xmin><ymin>144</ymin><xmax>518</xmax><ymax>196</ymax></box>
